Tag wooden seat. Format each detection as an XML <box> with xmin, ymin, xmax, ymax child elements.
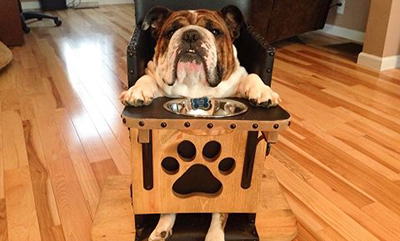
<box><xmin>91</xmin><ymin>171</ymin><xmax>297</xmax><ymax>241</ymax></box>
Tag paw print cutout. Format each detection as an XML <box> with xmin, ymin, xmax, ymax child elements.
<box><xmin>161</xmin><ymin>140</ymin><xmax>236</xmax><ymax>196</ymax></box>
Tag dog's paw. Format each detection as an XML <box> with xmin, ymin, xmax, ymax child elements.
<box><xmin>120</xmin><ymin>86</ymin><xmax>154</xmax><ymax>107</ymax></box>
<box><xmin>205</xmin><ymin>213</ymin><xmax>227</xmax><ymax>241</ymax></box>
<box><xmin>205</xmin><ymin>228</ymin><xmax>225</xmax><ymax>241</ymax></box>
<box><xmin>148</xmin><ymin>214</ymin><xmax>176</xmax><ymax>241</ymax></box>
<box><xmin>248</xmin><ymin>85</ymin><xmax>280</xmax><ymax>108</ymax></box>
<box><xmin>148</xmin><ymin>229</ymin><xmax>172</xmax><ymax>241</ymax></box>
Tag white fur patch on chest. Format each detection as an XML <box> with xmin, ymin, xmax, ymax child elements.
<box><xmin>163</xmin><ymin>65</ymin><xmax>247</xmax><ymax>98</ymax></box>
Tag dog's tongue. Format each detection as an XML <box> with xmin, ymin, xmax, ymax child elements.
<box><xmin>176</xmin><ymin>56</ymin><xmax>206</xmax><ymax>83</ymax></box>
<box><xmin>177</xmin><ymin>61</ymin><xmax>203</xmax><ymax>72</ymax></box>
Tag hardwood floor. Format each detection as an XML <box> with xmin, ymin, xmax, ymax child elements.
<box><xmin>1</xmin><ymin>4</ymin><xmax>399</xmax><ymax>241</ymax></box>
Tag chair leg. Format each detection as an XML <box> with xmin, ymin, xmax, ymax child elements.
<box><xmin>22</xmin><ymin>12</ymin><xmax>62</xmax><ymax>28</ymax></box>
<box><xmin>20</xmin><ymin>14</ymin><xmax>30</xmax><ymax>33</ymax></box>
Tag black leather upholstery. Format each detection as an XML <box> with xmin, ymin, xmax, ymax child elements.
<box><xmin>134</xmin><ymin>0</ymin><xmax>252</xmax><ymax>26</ymax></box>
<box><xmin>127</xmin><ymin>0</ymin><xmax>275</xmax><ymax>87</ymax></box>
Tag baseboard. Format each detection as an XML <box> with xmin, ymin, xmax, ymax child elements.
<box><xmin>21</xmin><ymin>1</ymin><xmax>40</xmax><ymax>9</ymax></box>
<box><xmin>88</xmin><ymin>0</ymin><xmax>133</xmax><ymax>6</ymax></box>
<box><xmin>357</xmin><ymin>52</ymin><xmax>400</xmax><ymax>71</ymax></box>
<box><xmin>319</xmin><ymin>24</ymin><xmax>365</xmax><ymax>43</ymax></box>
<box><xmin>21</xmin><ymin>0</ymin><xmax>133</xmax><ymax>10</ymax></box>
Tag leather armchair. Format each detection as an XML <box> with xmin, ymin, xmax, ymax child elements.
<box><xmin>127</xmin><ymin>0</ymin><xmax>275</xmax><ymax>88</ymax></box>
<box><xmin>248</xmin><ymin>0</ymin><xmax>333</xmax><ymax>43</ymax></box>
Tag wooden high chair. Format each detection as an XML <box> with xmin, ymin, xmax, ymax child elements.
<box><xmin>91</xmin><ymin>1</ymin><xmax>297</xmax><ymax>240</ymax></box>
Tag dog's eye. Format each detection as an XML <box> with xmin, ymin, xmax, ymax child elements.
<box><xmin>211</xmin><ymin>28</ymin><xmax>222</xmax><ymax>36</ymax></box>
<box><xmin>167</xmin><ymin>30</ymin><xmax>175</xmax><ymax>38</ymax></box>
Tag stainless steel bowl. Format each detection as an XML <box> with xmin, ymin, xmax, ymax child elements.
<box><xmin>163</xmin><ymin>98</ymin><xmax>248</xmax><ymax>118</ymax></box>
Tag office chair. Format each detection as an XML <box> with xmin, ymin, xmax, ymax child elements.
<box><xmin>18</xmin><ymin>0</ymin><xmax>62</xmax><ymax>33</ymax></box>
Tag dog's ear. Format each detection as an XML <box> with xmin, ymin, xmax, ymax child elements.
<box><xmin>141</xmin><ymin>6</ymin><xmax>172</xmax><ymax>38</ymax></box>
<box><xmin>219</xmin><ymin>5</ymin><xmax>244</xmax><ymax>39</ymax></box>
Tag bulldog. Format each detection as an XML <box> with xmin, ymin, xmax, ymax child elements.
<box><xmin>120</xmin><ymin>5</ymin><xmax>281</xmax><ymax>241</ymax></box>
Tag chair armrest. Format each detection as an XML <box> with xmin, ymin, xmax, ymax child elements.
<box><xmin>127</xmin><ymin>27</ymin><xmax>155</xmax><ymax>88</ymax></box>
<box><xmin>235</xmin><ymin>25</ymin><xmax>275</xmax><ymax>87</ymax></box>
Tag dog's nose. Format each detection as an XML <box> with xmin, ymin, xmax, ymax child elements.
<box><xmin>182</xmin><ymin>30</ymin><xmax>200</xmax><ymax>44</ymax></box>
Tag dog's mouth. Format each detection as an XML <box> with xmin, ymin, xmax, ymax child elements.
<box><xmin>178</xmin><ymin>51</ymin><xmax>205</xmax><ymax>70</ymax></box>
<box><xmin>172</xmin><ymin>48</ymin><xmax>211</xmax><ymax>85</ymax></box>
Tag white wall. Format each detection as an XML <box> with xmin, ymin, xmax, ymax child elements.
<box><xmin>21</xmin><ymin>0</ymin><xmax>133</xmax><ymax>10</ymax></box>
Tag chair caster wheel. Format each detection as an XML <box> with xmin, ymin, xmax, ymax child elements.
<box><xmin>55</xmin><ymin>19</ymin><xmax>62</xmax><ymax>26</ymax></box>
<box><xmin>23</xmin><ymin>27</ymin><xmax>31</xmax><ymax>33</ymax></box>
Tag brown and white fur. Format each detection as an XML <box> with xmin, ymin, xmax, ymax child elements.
<box><xmin>120</xmin><ymin>6</ymin><xmax>280</xmax><ymax>241</ymax></box>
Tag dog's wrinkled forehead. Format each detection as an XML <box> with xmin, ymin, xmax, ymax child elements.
<box><xmin>160</xmin><ymin>10</ymin><xmax>227</xmax><ymax>39</ymax></box>
<box><xmin>141</xmin><ymin>5</ymin><xmax>244</xmax><ymax>41</ymax></box>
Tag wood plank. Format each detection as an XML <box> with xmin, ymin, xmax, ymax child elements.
<box><xmin>53</xmin><ymin>108</ymin><xmax>101</xmax><ymax>218</ymax></box>
<box><xmin>32</xmin><ymin>98</ymin><xmax>93</xmax><ymax>241</ymax></box>
<box><xmin>361</xmin><ymin>202</ymin><xmax>400</xmax><ymax>238</ymax></box>
<box><xmin>90</xmin><ymin>159</ymin><xmax>119</xmax><ymax>188</ymax></box>
<box><xmin>34</xmin><ymin>42</ymin><xmax>113</xmax><ymax>164</ymax></box>
<box><xmin>277</xmin><ymin>118</ymin><xmax>400</xmax><ymax>214</ymax></box>
<box><xmin>39</xmin><ymin>225</ymin><xmax>65</xmax><ymax>241</ymax></box>
<box><xmin>23</xmin><ymin>120</ymin><xmax>65</xmax><ymax>241</ymax></box>
<box><xmin>266</xmin><ymin>156</ymin><xmax>379</xmax><ymax>241</ymax></box>
<box><xmin>307</xmin><ymin>177</ymin><xmax>399</xmax><ymax>240</ymax></box>
<box><xmin>295</xmin><ymin>47</ymin><xmax>400</xmax><ymax>91</ymax></box>
<box><xmin>66</xmin><ymin>86</ymin><xmax>130</xmax><ymax>174</ymax></box>
<box><xmin>20</xmin><ymin>44</ymin><xmax>39</xmax><ymax>70</ymax></box>
<box><xmin>38</xmin><ymin>46</ymin><xmax>129</xmax><ymax>173</ymax></box>
<box><xmin>47</xmin><ymin>159</ymin><xmax>93</xmax><ymax>241</ymax></box>
<box><xmin>298</xmin><ymin>134</ymin><xmax>400</xmax><ymax>215</ymax></box>
<box><xmin>0</xmin><ymin>199</ymin><xmax>7</xmax><ymax>241</ymax></box>
<box><xmin>256</xmin><ymin>170</ymin><xmax>297</xmax><ymax>241</ymax></box>
<box><xmin>277</xmin><ymin>47</ymin><xmax>400</xmax><ymax>97</ymax></box>
<box><xmin>270</xmin><ymin>82</ymin><xmax>351</xmax><ymax>131</ymax></box>
<box><xmin>295</xmin><ymin>224</ymin><xmax>318</xmax><ymax>241</ymax></box>
<box><xmin>1</xmin><ymin>110</ymin><xmax>29</xmax><ymax>170</ymax></box>
<box><xmin>4</xmin><ymin>167</ymin><xmax>42</xmax><ymax>241</ymax></box>
<box><xmin>284</xmin><ymin>189</ymin><xmax>327</xmax><ymax>235</ymax></box>
<box><xmin>274</xmin><ymin>135</ymin><xmax>375</xmax><ymax>208</ymax></box>
<box><xmin>322</xmin><ymin>87</ymin><xmax>400</xmax><ymax>131</ymax></box>
<box><xmin>326</xmin><ymin>123</ymin><xmax>365</xmax><ymax>142</ymax></box>
<box><xmin>339</xmin><ymin>136</ymin><xmax>400</xmax><ymax>178</ymax></box>
<box><xmin>105</xmin><ymin>117</ymin><xmax>131</xmax><ymax>158</ymax></box>
<box><xmin>53</xmin><ymin>37</ymin><xmax>122</xmax><ymax>120</ymax></box>
<box><xmin>336</xmin><ymin>108</ymin><xmax>400</xmax><ymax>153</ymax></box>
<box><xmin>91</xmin><ymin>176</ymin><xmax>135</xmax><ymax>241</ymax></box>
<box><xmin>0</xmin><ymin>104</ymin><xmax>3</xmax><ymax>200</ymax></box>
<box><xmin>317</xmin><ymin>227</ymin><xmax>347</xmax><ymax>241</ymax></box>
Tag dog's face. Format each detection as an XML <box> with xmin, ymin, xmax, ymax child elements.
<box><xmin>142</xmin><ymin>6</ymin><xmax>244</xmax><ymax>87</ymax></box>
